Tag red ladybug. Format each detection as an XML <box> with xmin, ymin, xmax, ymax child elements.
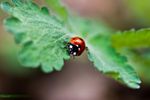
<box><xmin>67</xmin><ymin>37</ymin><xmax>85</xmax><ymax>56</ymax></box>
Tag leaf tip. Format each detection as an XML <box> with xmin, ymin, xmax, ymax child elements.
<box><xmin>128</xmin><ymin>78</ymin><xmax>141</xmax><ymax>89</ymax></box>
<box><xmin>41</xmin><ymin>66</ymin><xmax>54</xmax><ymax>73</ymax></box>
<box><xmin>130</xmin><ymin>83</ymin><xmax>141</xmax><ymax>89</ymax></box>
<box><xmin>0</xmin><ymin>2</ymin><xmax>12</xmax><ymax>13</ymax></box>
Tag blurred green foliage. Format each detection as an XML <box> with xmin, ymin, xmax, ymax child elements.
<box><xmin>127</xmin><ymin>50</ymin><xmax>150</xmax><ymax>83</ymax></box>
<box><xmin>126</xmin><ymin>0</ymin><xmax>150</xmax><ymax>25</ymax></box>
<box><xmin>112</xmin><ymin>29</ymin><xmax>150</xmax><ymax>48</ymax></box>
<box><xmin>45</xmin><ymin>0</ymin><xmax>68</xmax><ymax>21</ymax></box>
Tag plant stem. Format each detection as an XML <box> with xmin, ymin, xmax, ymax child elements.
<box><xmin>0</xmin><ymin>94</ymin><xmax>29</xmax><ymax>98</ymax></box>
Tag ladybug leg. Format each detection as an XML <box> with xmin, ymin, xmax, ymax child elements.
<box><xmin>85</xmin><ymin>47</ymin><xmax>89</xmax><ymax>51</ymax></box>
<box><xmin>70</xmin><ymin>55</ymin><xmax>75</xmax><ymax>59</ymax></box>
<box><xmin>64</xmin><ymin>40</ymin><xmax>69</xmax><ymax>44</ymax></box>
<box><xmin>65</xmin><ymin>42</ymin><xmax>70</xmax><ymax>51</ymax></box>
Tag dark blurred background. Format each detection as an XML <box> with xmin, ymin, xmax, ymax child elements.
<box><xmin>0</xmin><ymin>0</ymin><xmax>150</xmax><ymax>100</ymax></box>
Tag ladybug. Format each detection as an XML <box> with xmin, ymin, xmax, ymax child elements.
<box><xmin>67</xmin><ymin>37</ymin><xmax>85</xmax><ymax>56</ymax></box>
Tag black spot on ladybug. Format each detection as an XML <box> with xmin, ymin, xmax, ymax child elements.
<box><xmin>67</xmin><ymin>37</ymin><xmax>85</xmax><ymax>56</ymax></box>
<box><xmin>67</xmin><ymin>43</ymin><xmax>79</xmax><ymax>56</ymax></box>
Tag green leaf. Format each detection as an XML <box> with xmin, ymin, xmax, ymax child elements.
<box><xmin>67</xmin><ymin>16</ymin><xmax>141</xmax><ymax>88</ymax></box>
<box><xmin>86</xmin><ymin>34</ymin><xmax>141</xmax><ymax>88</ymax></box>
<box><xmin>45</xmin><ymin>0</ymin><xmax>68</xmax><ymax>21</ymax></box>
<box><xmin>1</xmin><ymin>0</ymin><xmax>70</xmax><ymax>73</ymax></box>
<box><xmin>111</xmin><ymin>28</ymin><xmax>150</xmax><ymax>49</ymax></box>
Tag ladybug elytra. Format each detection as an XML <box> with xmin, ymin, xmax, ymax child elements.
<box><xmin>67</xmin><ymin>37</ymin><xmax>85</xmax><ymax>56</ymax></box>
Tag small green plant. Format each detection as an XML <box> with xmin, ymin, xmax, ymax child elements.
<box><xmin>2</xmin><ymin>0</ymin><xmax>150</xmax><ymax>89</ymax></box>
